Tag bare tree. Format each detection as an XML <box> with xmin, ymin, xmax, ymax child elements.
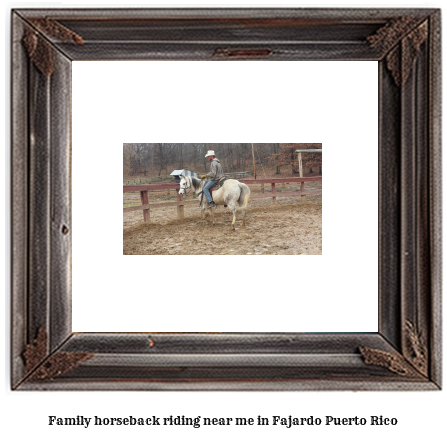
<box><xmin>123</xmin><ymin>143</ymin><xmax>321</xmax><ymax>180</ymax></box>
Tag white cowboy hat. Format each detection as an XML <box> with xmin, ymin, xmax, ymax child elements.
<box><xmin>205</xmin><ymin>150</ymin><xmax>215</xmax><ymax>158</ymax></box>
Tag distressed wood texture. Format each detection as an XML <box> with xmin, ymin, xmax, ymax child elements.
<box><xmin>11</xmin><ymin>8</ymin><xmax>441</xmax><ymax>390</ymax></box>
<box><xmin>11</xmin><ymin>12</ymin><xmax>29</xmax><ymax>388</ymax></box>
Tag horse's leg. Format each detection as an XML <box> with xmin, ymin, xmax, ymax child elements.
<box><xmin>232</xmin><ymin>209</ymin><xmax>237</xmax><ymax>230</ymax></box>
<box><xmin>211</xmin><ymin>206</ymin><xmax>215</xmax><ymax>225</ymax></box>
<box><xmin>227</xmin><ymin>202</ymin><xmax>238</xmax><ymax>230</ymax></box>
<box><xmin>241</xmin><ymin>208</ymin><xmax>246</xmax><ymax>226</ymax></box>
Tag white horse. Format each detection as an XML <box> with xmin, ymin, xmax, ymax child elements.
<box><xmin>178</xmin><ymin>175</ymin><xmax>250</xmax><ymax>229</ymax></box>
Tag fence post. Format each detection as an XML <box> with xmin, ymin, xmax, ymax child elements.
<box><xmin>177</xmin><ymin>190</ymin><xmax>184</xmax><ymax>219</ymax></box>
<box><xmin>298</xmin><ymin>152</ymin><xmax>303</xmax><ymax>178</ymax></box>
<box><xmin>272</xmin><ymin>183</ymin><xmax>277</xmax><ymax>205</ymax></box>
<box><xmin>140</xmin><ymin>190</ymin><xmax>150</xmax><ymax>223</ymax></box>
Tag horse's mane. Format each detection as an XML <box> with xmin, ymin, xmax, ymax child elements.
<box><xmin>190</xmin><ymin>176</ymin><xmax>203</xmax><ymax>191</ymax></box>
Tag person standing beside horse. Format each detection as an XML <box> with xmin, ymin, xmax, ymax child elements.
<box><xmin>201</xmin><ymin>150</ymin><xmax>225</xmax><ymax>207</ymax></box>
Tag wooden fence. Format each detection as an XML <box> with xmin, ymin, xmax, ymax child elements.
<box><xmin>124</xmin><ymin>176</ymin><xmax>173</xmax><ymax>185</ymax></box>
<box><xmin>123</xmin><ymin>177</ymin><xmax>322</xmax><ymax>223</ymax></box>
<box><xmin>124</xmin><ymin>171</ymin><xmax>251</xmax><ymax>185</ymax></box>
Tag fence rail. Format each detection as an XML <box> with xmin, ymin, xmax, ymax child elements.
<box><xmin>123</xmin><ymin>177</ymin><xmax>322</xmax><ymax>223</ymax></box>
<box><xmin>225</xmin><ymin>171</ymin><xmax>250</xmax><ymax>179</ymax></box>
<box><xmin>124</xmin><ymin>171</ymin><xmax>253</xmax><ymax>185</ymax></box>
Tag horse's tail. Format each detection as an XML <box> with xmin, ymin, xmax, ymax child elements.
<box><xmin>237</xmin><ymin>183</ymin><xmax>251</xmax><ymax>209</ymax></box>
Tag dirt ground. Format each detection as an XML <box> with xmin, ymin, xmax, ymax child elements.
<box><xmin>123</xmin><ymin>190</ymin><xmax>322</xmax><ymax>255</ymax></box>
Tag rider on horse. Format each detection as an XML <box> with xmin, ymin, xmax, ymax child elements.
<box><xmin>201</xmin><ymin>150</ymin><xmax>225</xmax><ymax>207</ymax></box>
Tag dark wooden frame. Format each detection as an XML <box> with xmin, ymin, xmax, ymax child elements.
<box><xmin>11</xmin><ymin>8</ymin><xmax>441</xmax><ymax>390</ymax></box>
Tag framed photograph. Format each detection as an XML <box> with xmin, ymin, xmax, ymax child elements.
<box><xmin>11</xmin><ymin>8</ymin><xmax>441</xmax><ymax>390</ymax></box>
<box><xmin>121</xmin><ymin>143</ymin><xmax>324</xmax><ymax>254</ymax></box>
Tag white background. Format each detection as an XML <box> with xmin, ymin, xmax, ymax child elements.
<box><xmin>2</xmin><ymin>1</ymin><xmax>445</xmax><ymax>438</ymax></box>
<box><xmin>72</xmin><ymin>60</ymin><xmax>378</xmax><ymax>332</ymax></box>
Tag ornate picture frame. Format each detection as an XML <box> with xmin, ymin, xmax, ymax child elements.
<box><xmin>11</xmin><ymin>8</ymin><xmax>441</xmax><ymax>390</ymax></box>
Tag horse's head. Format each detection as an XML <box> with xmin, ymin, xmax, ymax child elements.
<box><xmin>178</xmin><ymin>175</ymin><xmax>190</xmax><ymax>195</ymax></box>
